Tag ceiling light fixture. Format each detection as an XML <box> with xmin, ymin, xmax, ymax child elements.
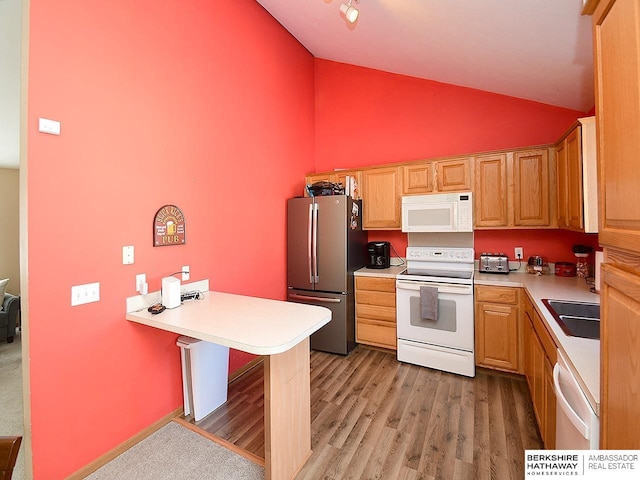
<box><xmin>340</xmin><ymin>0</ymin><xmax>359</xmax><ymax>24</ymax></box>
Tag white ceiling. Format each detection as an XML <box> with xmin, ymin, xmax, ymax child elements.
<box><xmin>0</xmin><ymin>0</ymin><xmax>594</xmax><ymax>169</ymax></box>
<box><xmin>256</xmin><ymin>0</ymin><xmax>594</xmax><ymax>111</ymax></box>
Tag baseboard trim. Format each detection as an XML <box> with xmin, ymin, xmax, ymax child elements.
<box><xmin>66</xmin><ymin>407</ymin><xmax>183</xmax><ymax>479</ymax></box>
<box><xmin>229</xmin><ymin>356</ymin><xmax>264</xmax><ymax>382</ymax></box>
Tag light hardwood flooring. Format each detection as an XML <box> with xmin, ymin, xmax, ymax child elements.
<box><xmin>191</xmin><ymin>346</ymin><xmax>542</xmax><ymax>479</ymax></box>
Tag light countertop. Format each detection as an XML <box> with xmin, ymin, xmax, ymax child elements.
<box><xmin>126</xmin><ymin>291</ymin><xmax>331</xmax><ymax>356</ymax></box>
<box><xmin>475</xmin><ymin>272</ymin><xmax>600</xmax><ymax>414</ymax></box>
<box><xmin>355</xmin><ymin>264</ymin><xmax>406</xmax><ymax>279</ymax></box>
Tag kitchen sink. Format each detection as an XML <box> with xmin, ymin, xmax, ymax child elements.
<box><xmin>542</xmin><ymin>299</ymin><xmax>601</xmax><ymax>340</ymax></box>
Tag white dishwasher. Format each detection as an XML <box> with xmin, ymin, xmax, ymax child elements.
<box><xmin>554</xmin><ymin>349</ymin><xmax>599</xmax><ymax>449</ymax></box>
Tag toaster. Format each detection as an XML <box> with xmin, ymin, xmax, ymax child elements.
<box><xmin>479</xmin><ymin>253</ymin><xmax>510</xmax><ymax>274</ymax></box>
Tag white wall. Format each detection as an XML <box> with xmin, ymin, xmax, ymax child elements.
<box><xmin>0</xmin><ymin>168</ymin><xmax>20</xmax><ymax>293</ymax></box>
<box><xmin>0</xmin><ymin>0</ymin><xmax>22</xmax><ymax>169</ymax></box>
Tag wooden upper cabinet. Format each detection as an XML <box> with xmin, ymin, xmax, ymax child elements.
<box><xmin>361</xmin><ymin>166</ymin><xmax>402</xmax><ymax>229</ymax></box>
<box><xmin>306</xmin><ymin>146</ymin><xmax>556</xmax><ymax>231</ymax></box>
<box><xmin>513</xmin><ymin>149</ymin><xmax>551</xmax><ymax>226</ymax></box>
<box><xmin>305</xmin><ymin>170</ymin><xmax>362</xmax><ymax>199</ymax></box>
<box><xmin>474</xmin><ymin>154</ymin><xmax>508</xmax><ymax>228</ymax></box>
<box><xmin>436</xmin><ymin>158</ymin><xmax>472</xmax><ymax>192</ymax></box>
<box><xmin>556</xmin><ymin>140</ymin><xmax>568</xmax><ymax>228</ymax></box>
<box><xmin>593</xmin><ymin>0</ymin><xmax>640</xmax><ymax>252</ymax></box>
<box><xmin>402</xmin><ymin>158</ymin><xmax>471</xmax><ymax>195</ymax></box>
<box><xmin>402</xmin><ymin>161</ymin><xmax>434</xmax><ymax>195</ymax></box>
<box><xmin>333</xmin><ymin>170</ymin><xmax>362</xmax><ymax>200</ymax></box>
<box><xmin>565</xmin><ymin>127</ymin><xmax>584</xmax><ymax>230</ymax></box>
<box><xmin>556</xmin><ymin>124</ymin><xmax>586</xmax><ymax>231</ymax></box>
<box><xmin>305</xmin><ymin>172</ymin><xmax>333</xmax><ymax>186</ymax></box>
<box><xmin>555</xmin><ymin>117</ymin><xmax>598</xmax><ymax>233</ymax></box>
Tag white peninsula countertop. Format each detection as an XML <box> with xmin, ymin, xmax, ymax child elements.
<box><xmin>126</xmin><ymin>291</ymin><xmax>331</xmax><ymax>356</ymax></box>
<box><xmin>475</xmin><ymin>272</ymin><xmax>600</xmax><ymax>414</ymax></box>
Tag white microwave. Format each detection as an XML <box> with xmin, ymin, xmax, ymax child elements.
<box><xmin>401</xmin><ymin>192</ymin><xmax>473</xmax><ymax>232</ymax></box>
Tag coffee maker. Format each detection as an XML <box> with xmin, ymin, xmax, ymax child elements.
<box><xmin>367</xmin><ymin>241</ymin><xmax>391</xmax><ymax>269</ymax></box>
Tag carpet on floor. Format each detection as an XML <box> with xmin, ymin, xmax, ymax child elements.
<box><xmin>85</xmin><ymin>421</ymin><xmax>264</xmax><ymax>480</ymax></box>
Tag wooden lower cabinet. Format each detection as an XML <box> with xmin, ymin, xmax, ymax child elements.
<box><xmin>474</xmin><ymin>285</ymin><xmax>520</xmax><ymax>373</ymax></box>
<box><xmin>544</xmin><ymin>356</ymin><xmax>557</xmax><ymax>449</ymax></box>
<box><xmin>522</xmin><ymin>293</ymin><xmax>557</xmax><ymax>449</ymax></box>
<box><xmin>600</xmin><ymin>262</ymin><xmax>640</xmax><ymax>448</ymax></box>
<box><xmin>355</xmin><ymin>276</ymin><xmax>397</xmax><ymax>350</ymax></box>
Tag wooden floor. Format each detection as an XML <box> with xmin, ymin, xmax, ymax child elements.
<box><xmin>192</xmin><ymin>346</ymin><xmax>542</xmax><ymax>480</ymax></box>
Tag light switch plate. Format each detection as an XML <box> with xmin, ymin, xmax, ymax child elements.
<box><xmin>71</xmin><ymin>282</ymin><xmax>100</xmax><ymax>306</ymax></box>
<box><xmin>38</xmin><ymin>118</ymin><xmax>61</xmax><ymax>135</ymax></box>
<box><xmin>122</xmin><ymin>245</ymin><xmax>134</xmax><ymax>265</ymax></box>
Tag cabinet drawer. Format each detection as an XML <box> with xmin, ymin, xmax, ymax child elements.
<box><xmin>357</xmin><ymin>319</ymin><xmax>397</xmax><ymax>349</ymax></box>
<box><xmin>356</xmin><ymin>276</ymin><xmax>396</xmax><ymax>293</ymax></box>
<box><xmin>356</xmin><ymin>290</ymin><xmax>395</xmax><ymax>308</ymax></box>
<box><xmin>356</xmin><ymin>304</ymin><xmax>396</xmax><ymax>323</ymax></box>
<box><xmin>475</xmin><ymin>285</ymin><xmax>519</xmax><ymax>304</ymax></box>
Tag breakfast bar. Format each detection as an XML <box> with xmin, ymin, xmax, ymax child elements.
<box><xmin>126</xmin><ymin>291</ymin><xmax>331</xmax><ymax>480</ymax></box>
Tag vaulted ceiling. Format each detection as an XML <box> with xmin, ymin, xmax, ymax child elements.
<box><xmin>256</xmin><ymin>0</ymin><xmax>594</xmax><ymax>112</ymax></box>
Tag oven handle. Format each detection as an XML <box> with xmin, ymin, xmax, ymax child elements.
<box><xmin>396</xmin><ymin>280</ymin><xmax>473</xmax><ymax>295</ymax></box>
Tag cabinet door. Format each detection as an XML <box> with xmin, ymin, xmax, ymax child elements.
<box><xmin>600</xmin><ymin>263</ymin><xmax>640</xmax><ymax>449</ymax></box>
<box><xmin>544</xmin><ymin>356</ymin><xmax>557</xmax><ymax>449</ymax></box>
<box><xmin>566</xmin><ymin>127</ymin><xmax>584</xmax><ymax>230</ymax></box>
<box><xmin>513</xmin><ymin>149</ymin><xmax>550</xmax><ymax>226</ymax></box>
<box><xmin>402</xmin><ymin>161</ymin><xmax>434</xmax><ymax>195</ymax></box>
<box><xmin>435</xmin><ymin>158</ymin><xmax>472</xmax><ymax>192</ymax></box>
<box><xmin>475</xmin><ymin>302</ymin><xmax>519</xmax><ymax>372</ymax></box>
<box><xmin>334</xmin><ymin>170</ymin><xmax>362</xmax><ymax>200</ymax></box>
<box><xmin>306</xmin><ymin>173</ymin><xmax>334</xmax><ymax>185</ymax></box>
<box><xmin>531</xmin><ymin>323</ymin><xmax>546</xmax><ymax>438</ymax></box>
<box><xmin>523</xmin><ymin>311</ymin><xmax>534</xmax><ymax>393</ymax></box>
<box><xmin>305</xmin><ymin>173</ymin><xmax>334</xmax><ymax>196</ymax></box>
<box><xmin>593</xmin><ymin>0</ymin><xmax>640</xmax><ymax>251</ymax></box>
<box><xmin>361</xmin><ymin>167</ymin><xmax>402</xmax><ymax>229</ymax></box>
<box><xmin>556</xmin><ymin>140</ymin><xmax>569</xmax><ymax>228</ymax></box>
<box><xmin>474</xmin><ymin>154</ymin><xmax>508</xmax><ymax>228</ymax></box>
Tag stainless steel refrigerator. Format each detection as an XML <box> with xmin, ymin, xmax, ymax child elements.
<box><xmin>287</xmin><ymin>195</ymin><xmax>367</xmax><ymax>354</ymax></box>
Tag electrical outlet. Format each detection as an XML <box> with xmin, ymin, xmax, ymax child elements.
<box><xmin>515</xmin><ymin>247</ymin><xmax>524</xmax><ymax>260</ymax></box>
<box><xmin>136</xmin><ymin>273</ymin><xmax>147</xmax><ymax>294</ymax></box>
<box><xmin>182</xmin><ymin>265</ymin><xmax>190</xmax><ymax>281</ymax></box>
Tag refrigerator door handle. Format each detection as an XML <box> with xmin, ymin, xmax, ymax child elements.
<box><xmin>288</xmin><ymin>293</ymin><xmax>341</xmax><ymax>303</ymax></box>
<box><xmin>307</xmin><ymin>203</ymin><xmax>314</xmax><ymax>284</ymax></box>
<box><xmin>312</xmin><ymin>202</ymin><xmax>319</xmax><ymax>282</ymax></box>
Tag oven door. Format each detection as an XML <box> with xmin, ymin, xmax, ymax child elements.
<box><xmin>396</xmin><ymin>279</ymin><xmax>474</xmax><ymax>351</ymax></box>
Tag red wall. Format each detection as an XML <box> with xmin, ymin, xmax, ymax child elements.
<box><xmin>315</xmin><ymin>59</ymin><xmax>587</xmax><ymax>171</ymax></box>
<box><xmin>27</xmin><ymin>1</ymin><xmax>314</xmax><ymax>477</ymax></box>
<box><xmin>315</xmin><ymin>60</ymin><xmax>597</xmax><ymax>264</ymax></box>
<box><xmin>366</xmin><ymin>230</ymin><xmax>600</xmax><ymax>266</ymax></box>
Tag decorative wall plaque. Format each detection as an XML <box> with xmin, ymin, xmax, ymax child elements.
<box><xmin>153</xmin><ymin>205</ymin><xmax>186</xmax><ymax>246</ymax></box>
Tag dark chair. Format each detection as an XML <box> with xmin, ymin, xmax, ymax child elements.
<box><xmin>0</xmin><ymin>294</ymin><xmax>20</xmax><ymax>343</ymax></box>
<box><xmin>0</xmin><ymin>436</ymin><xmax>22</xmax><ymax>480</ymax></box>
